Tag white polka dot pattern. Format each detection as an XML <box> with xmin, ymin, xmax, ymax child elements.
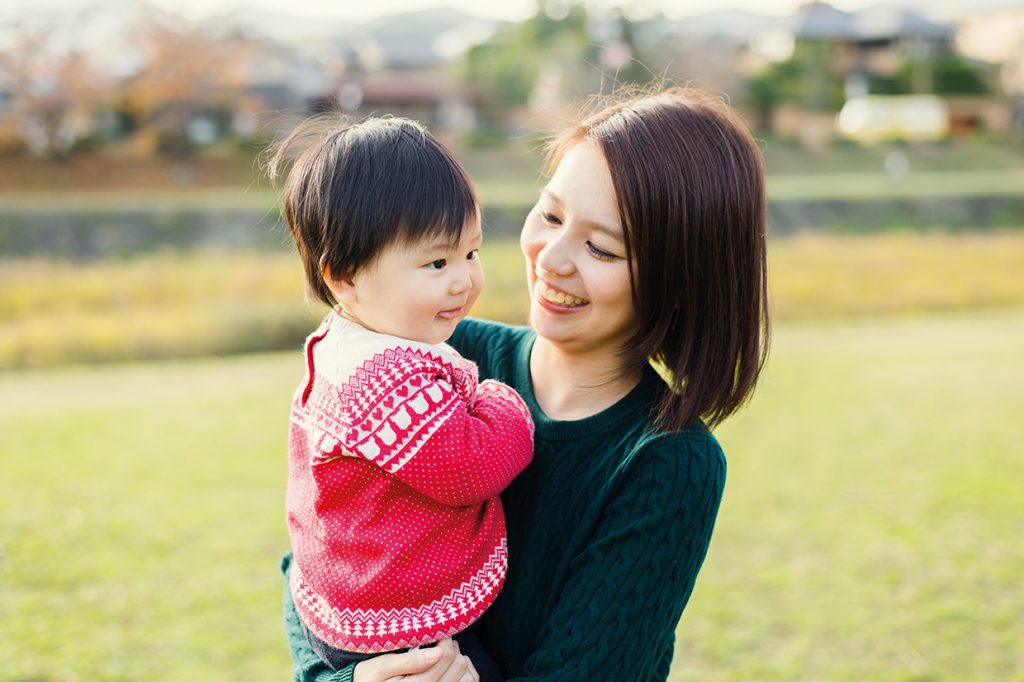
<box><xmin>290</xmin><ymin>539</ymin><xmax>508</xmax><ymax>653</ymax></box>
<box><xmin>285</xmin><ymin>313</ymin><xmax>534</xmax><ymax>653</ymax></box>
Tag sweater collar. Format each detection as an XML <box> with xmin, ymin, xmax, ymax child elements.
<box><xmin>514</xmin><ymin>331</ymin><xmax>665</xmax><ymax>441</ymax></box>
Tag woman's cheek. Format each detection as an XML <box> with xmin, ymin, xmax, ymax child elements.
<box><xmin>520</xmin><ymin>214</ymin><xmax>542</xmax><ymax>263</ymax></box>
<box><xmin>589</xmin><ymin>259</ymin><xmax>632</xmax><ymax>306</ymax></box>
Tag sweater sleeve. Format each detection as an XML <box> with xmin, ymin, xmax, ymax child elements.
<box><xmin>327</xmin><ymin>346</ymin><xmax>533</xmax><ymax>507</ymax></box>
<box><xmin>509</xmin><ymin>437</ymin><xmax>726</xmax><ymax>681</ymax></box>
<box><xmin>281</xmin><ymin>553</ymin><xmax>356</xmax><ymax>682</ymax></box>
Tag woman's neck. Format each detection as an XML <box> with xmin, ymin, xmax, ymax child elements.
<box><xmin>529</xmin><ymin>337</ymin><xmax>642</xmax><ymax>421</ymax></box>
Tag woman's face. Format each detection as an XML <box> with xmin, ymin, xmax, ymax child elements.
<box><xmin>520</xmin><ymin>141</ymin><xmax>637</xmax><ymax>357</ymax></box>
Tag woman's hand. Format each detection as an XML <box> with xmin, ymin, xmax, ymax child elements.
<box><xmin>353</xmin><ymin>638</ymin><xmax>479</xmax><ymax>682</ymax></box>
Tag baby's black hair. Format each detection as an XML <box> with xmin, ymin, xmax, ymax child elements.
<box><xmin>267</xmin><ymin>116</ymin><xmax>478</xmax><ymax>307</ymax></box>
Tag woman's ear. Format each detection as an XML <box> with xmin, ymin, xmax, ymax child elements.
<box><xmin>323</xmin><ymin>264</ymin><xmax>358</xmax><ymax>305</ymax></box>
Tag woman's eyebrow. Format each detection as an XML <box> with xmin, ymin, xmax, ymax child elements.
<box><xmin>588</xmin><ymin>219</ymin><xmax>624</xmax><ymax>242</ymax></box>
<box><xmin>540</xmin><ymin>187</ymin><xmax>562</xmax><ymax>205</ymax></box>
<box><xmin>542</xmin><ymin>188</ymin><xmax>623</xmax><ymax>241</ymax></box>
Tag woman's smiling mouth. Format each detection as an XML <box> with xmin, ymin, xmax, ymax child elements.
<box><xmin>537</xmin><ymin>280</ymin><xmax>589</xmax><ymax>308</ymax></box>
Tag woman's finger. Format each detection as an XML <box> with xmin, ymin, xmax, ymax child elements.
<box><xmin>435</xmin><ymin>652</ymin><xmax>478</xmax><ymax>682</ymax></box>
<box><xmin>436</xmin><ymin>655</ymin><xmax>468</xmax><ymax>682</ymax></box>
<box><xmin>353</xmin><ymin>646</ymin><xmax>444</xmax><ymax>682</ymax></box>
<box><xmin>462</xmin><ymin>656</ymin><xmax>480</xmax><ymax>682</ymax></box>
<box><xmin>386</xmin><ymin>639</ymin><xmax>462</xmax><ymax>682</ymax></box>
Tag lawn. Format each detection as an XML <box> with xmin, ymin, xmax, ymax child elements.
<box><xmin>1</xmin><ymin>309</ymin><xmax>1022</xmax><ymax>680</ymax></box>
<box><xmin>675</xmin><ymin>310</ymin><xmax>1024</xmax><ymax>681</ymax></box>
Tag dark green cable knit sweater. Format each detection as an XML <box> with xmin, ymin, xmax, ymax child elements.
<box><xmin>282</xmin><ymin>318</ymin><xmax>727</xmax><ymax>681</ymax></box>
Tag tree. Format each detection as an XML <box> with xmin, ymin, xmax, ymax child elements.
<box><xmin>462</xmin><ymin>1</ymin><xmax>652</xmax><ymax>114</ymax></box>
<box><xmin>0</xmin><ymin>19</ymin><xmax>112</xmax><ymax>157</ymax></box>
<box><xmin>901</xmin><ymin>54</ymin><xmax>995</xmax><ymax>96</ymax></box>
<box><xmin>120</xmin><ymin>15</ymin><xmax>244</xmax><ymax>156</ymax></box>
<box><xmin>746</xmin><ymin>40</ymin><xmax>846</xmax><ymax>127</ymax></box>
<box><xmin>464</xmin><ymin>2</ymin><xmax>587</xmax><ymax>109</ymax></box>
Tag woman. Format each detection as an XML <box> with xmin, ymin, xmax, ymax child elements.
<box><xmin>281</xmin><ymin>85</ymin><xmax>769</xmax><ymax>681</ymax></box>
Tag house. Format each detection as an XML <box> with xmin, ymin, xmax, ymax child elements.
<box><xmin>749</xmin><ymin>1</ymin><xmax>1009</xmax><ymax>144</ymax></box>
<box><xmin>329</xmin><ymin>73</ymin><xmax>481</xmax><ymax>145</ymax></box>
<box><xmin>955</xmin><ymin>4</ymin><xmax>1024</xmax><ymax>132</ymax></box>
<box><xmin>313</xmin><ymin>9</ymin><xmax>499</xmax><ymax>142</ymax></box>
<box><xmin>775</xmin><ymin>1</ymin><xmax>956</xmax><ymax>97</ymax></box>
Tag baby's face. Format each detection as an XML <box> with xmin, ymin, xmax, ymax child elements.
<box><xmin>339</xmin><ymin>220</ymin><xmax>484</xmax><ymax>345</ymax></box>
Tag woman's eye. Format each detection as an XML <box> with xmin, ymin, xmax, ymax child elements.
<box><xmin>466</xmin><ymin>249</ymin><xmax>479</xmax><ymax>261</ymax></box>
<box><xmin>586</xmin><ymin>242</ymin><xmax>618</xmax><ymax>262</ymax></box>
<box><xmin>540</xmin><ymin>210</ymin><xmax>562</xmax><ymax>226</ymax></box>
<box><xmin>429</xmin><ymin>259</ymin><xmax>446</xmax><ymax>270</ymax></box>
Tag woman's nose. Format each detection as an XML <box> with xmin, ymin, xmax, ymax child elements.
<box><xmin>536</xmin><ymin>235</ymin><xmax>575</xmax><ymax>278</ymax></box>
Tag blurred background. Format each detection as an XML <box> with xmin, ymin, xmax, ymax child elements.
<box><xmin>1</xmin><ymin>0</ymin><xmax>1022</xmax><ymax>679</ymax></box>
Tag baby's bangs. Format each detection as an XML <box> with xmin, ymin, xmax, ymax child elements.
<box><xmin>391</xmin><ymin>141</ymin><xmax>479</xmax><ymax>248</ymax></box>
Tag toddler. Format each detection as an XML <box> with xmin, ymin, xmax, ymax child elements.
<box><xmin>269</xmin><ymin>116</ymin><xmax>534</xmax><ymax>678</ymax></box>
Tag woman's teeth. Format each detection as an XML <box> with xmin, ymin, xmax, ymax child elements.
<box><xmin>540</xmin><ymin>282</ymin><xmax>588</xmax><ymax>307</ymax></box>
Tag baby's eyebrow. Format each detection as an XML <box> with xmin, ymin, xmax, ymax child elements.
<box><xmin>417</xmin><ymin>235</ymin><xmax>458</xmax><ymax>251</ymax></box>
<box><xmin>423</xmin><ymin>239</ymin><xmax>453</xmax><ymax>250</ymax></box>
<box><xmin>416</xmin><ymin>226</ymin><xmax>483</xmax><ymax>254</ymax></box>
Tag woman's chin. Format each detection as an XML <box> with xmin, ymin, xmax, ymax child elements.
<box><xmin>530</xmin><ymin>307</ymin><xmax>580</xmax><ymax>344</ymax></box>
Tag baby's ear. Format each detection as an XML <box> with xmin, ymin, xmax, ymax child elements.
<box><xmin>323</xmin><ymin>264</ymin><xmax>358</xmax><ymax>305</ymax></box>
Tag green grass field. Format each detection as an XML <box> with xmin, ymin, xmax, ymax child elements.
<box><xmin>676</xmin><ymin>310</ymin><xmax>1024</xmax><ymax>681</ymax></box>
<box><xmin>2</xmin><ymin>309</ymin><xmax>1022</xmax><ymax>681</ymax></box>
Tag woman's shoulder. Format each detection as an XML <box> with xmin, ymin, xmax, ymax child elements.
<box><xmin>653</xmin><ymin>425</ymin><xmax>726</xmax><ymax>465</ymax></box>
<box><xmin>619</xmin><ymin>425</ymin><xmax>727</xmax><ymax>501</ymax></box>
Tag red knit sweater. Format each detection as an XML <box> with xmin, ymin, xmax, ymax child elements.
<box><xmin>287</xmin><ymin>312</ymin><xmax>534</xmax><ymax>654</ymax></box>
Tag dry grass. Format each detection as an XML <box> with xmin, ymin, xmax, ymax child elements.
<box><xmin>2</xmin><ymin>231</ymin><xmax>1023</xmax><ymax>370</ymax></box>
<box><xmin>769</xmin><ymin>231</ymin><xmax>1024</xmax><ymax>318</ymax></box>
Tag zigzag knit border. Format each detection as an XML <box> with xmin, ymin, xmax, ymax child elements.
<box><xmin>291</xmin><ymin>538</ymin><xmax>508</xmax><ymax>653</ymax></box>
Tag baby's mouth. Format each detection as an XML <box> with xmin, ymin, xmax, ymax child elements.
<box><xmin>437</xmin><ymin>306</ymin><xmax>465</xmax><ymax>319</ymax></box>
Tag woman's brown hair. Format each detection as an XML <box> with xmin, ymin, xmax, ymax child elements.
<box><xmin>546</xmin><ymin>86</ymin><xmax>770</xmax><ymax>431</ymax></box>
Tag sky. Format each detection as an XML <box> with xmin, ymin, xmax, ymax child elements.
<box><xmin>155</xmin><ymin>0</ymin><xmax>888</xmax><ymax>22</ymax></box>
<box><xmin>3</xmin><ymin>0</ymin><xmax>900</xmax><ymax>24</ymax></box>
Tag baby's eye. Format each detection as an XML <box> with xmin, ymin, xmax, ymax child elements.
<box><xmin>466</xmin><ymin>249</ymin><xmax>479</xmax><ymax>261</ymax></box>
<box><xmin>429</xmin><ymin>259</ymin><xmax>447</xmax><ymax>270</ymax></box>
